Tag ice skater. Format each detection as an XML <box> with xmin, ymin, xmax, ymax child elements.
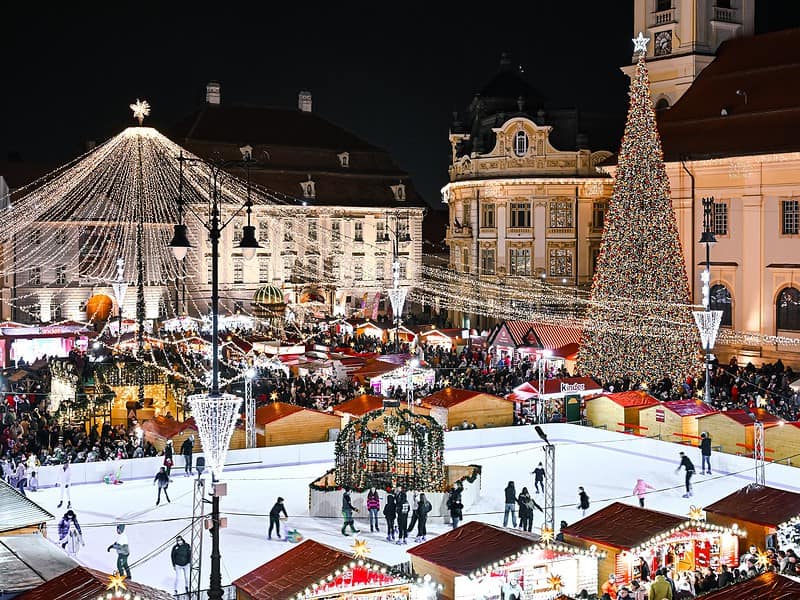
<box><xmin>341</xmin><ymin>489</ymin><xmax>360</xmax><ymax>536</ymax></box>
<box><xmin>503</xmin><ymin>481</ymin><xmax>517</xmax><ymax>527</ymax></box>
<box><xmin>447</xmin><ymin>483</ymin><xmax>463</xmax><ymax>529</ymax></box>
<box><xmin>107</xmin><ymin>524</ymin><xmax>131</xmax><ymax>579</ymax></box>
<box><xmin>632</xmin><ymin>478</ymin><xmax>655</xmax><ymax>507</ymax></box>
<box><xmin>171</xmin><ymin>535</ymin><xmax>191</xmax><ymax>595</ymax></box>
<box><xmin>163</xmin><ymin>440</ymin><xmax>174</xmax><ymax>478</ymax></box>
<box><xmin>268</xmin><ymin>496</ymin><xmax>288</xmax><ymax>540</ymax></box>
<box><xmin>700</xmin><ymin>432</ymin><xmax>713</xmax><ymax>474</ymax></box>
<box><xmin>58</xmin><ymin>510</ymin><xmax>84</xmax><ymax>556</ymax></box>
<box><xmin>366</xmin><ymin>487</ymin><xmax>381</xmax><ymax>533</ymax></box>
<box><xmin>384</xmin><ymin>488</ymin><xmax>397</xmax><ymax>541</ymax></box>
<box><xmin>413</xmin><ymin>493</ymin><xmax>432</xmax><ymax>542</ymax></box>
<box><xmin>532</xmin><ymin>462</ymin><xmax>546</xmax><ymax>494</ymax></box>
<box><xmin>577</xmin><ymin>486</ymin><xmax>590</xmax><ymax>516</ymax></box>
<box><xmin>396</xmin><ymin>487</ymin><xmax>410</xmax><ymax>544</ymax></box>
<box><xmin>154</xmin><ymin>466</ymin><xmax>171</xmax><ymax>505</ymax></box>
<box><xmin>57</xmin><ymin>460</ymin><xmax>71</xmax><ymax>509</ymax></box>
<box><xmin>676</xmin><ymin>451</ymin><xmax>696</xmax><ymax>498</ymax></box>
<box><xmin>180</xmin><ymin>435</ymin><xmax>194</xmax><ymax>477</ymax></box>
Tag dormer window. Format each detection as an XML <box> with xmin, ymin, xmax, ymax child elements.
<box><xmin>338</xmin><ymin>152</ymin><xmax>350</xmax><ymax>168</ymax></box>
<box><xmin>514</xmin><ymin>131</ymin><xmax>528</xmax><ymax>157</ymax></box>
<box><xmin>300</xmin><ymin>178</ymin><xmax>315</xmax><ymax>198</ymax></box>
<box><xmin>391</xmin><ymin>183</ymin><xmax>406</xmax><ymax>201</ymax></box>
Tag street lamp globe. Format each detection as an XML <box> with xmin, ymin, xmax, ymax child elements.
<box><xmin>168</xmin><ymin>224</ymin><xmax>191</xmax><ymax>261</ymax></box>
<box><xmin>238</xmin><ymin>224</ymin><xmax>261</xmax><ymax>261</ymax></box>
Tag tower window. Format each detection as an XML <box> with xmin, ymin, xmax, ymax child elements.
<box><xmin>656</xmin><ymin>0</ymin><xmax>671</xmax><ymax>11</ymax></box>
<box><xmin>514</xmin><ymin>131</ymin><xmax>528</xmax><ymax>157</ymax></box>
<box><xmin>655</xmin><ymin>98</ymin><xmax>670</xmax><ymax>111</ymax></box>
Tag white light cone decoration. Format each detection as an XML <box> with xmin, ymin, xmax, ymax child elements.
<box><xmin>693</xmin><ymin>310</ymin><xmax>723</xmax><ymax>351</ymax></box>
<box><xmin>387</xmin><ymin>287</ymin><xmax>407</xmax><ymax>321</ymax></box>
<box><xmin>189</xmin><ymin>393</ymin><xmax>242</xmax><ymax>479</ymax></box>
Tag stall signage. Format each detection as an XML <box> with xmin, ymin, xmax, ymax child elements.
<box><xmin>655</xmin><ymin>408</ymin><xmax>666</xmax><ymax>423</ymax></box>
<box><xmin>560</xmin><ymin>382</ymin><xmax>585</xmax><ymax>393</ymax></box>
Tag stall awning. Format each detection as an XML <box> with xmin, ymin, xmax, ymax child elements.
<box><xmin>704</xmin><ymin>484</ymin><xmax>800</xmax><ymax>528</ymax></box>
<box><xmin>695</xmin><ymin>572</ymin><xmax>800</xmax><ymax>599</ymax></box>
<box><xmin>562</xmin><ymin>503</ymin><xmax>687</xmax><ymax>550</ymax></box>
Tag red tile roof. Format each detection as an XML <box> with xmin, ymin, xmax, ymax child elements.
<box><xmin>255</xmin><ymin>402</ymin><xmax>338</xmax><ymax>425</ymax></box>
<box><xmin>333</xmin><ymin>394</ymin><xmax>386</xmax><ymax>416</ymax></box>
<box><xmin>593</xmin><ymin>391</ymin><xmax>660</xmax><ymax>409</ymax></box>
<box><xmin>697</xmin><ymin>408</ymin><xmax>781</xmax><ymax>426</ymax></box>
<box><xmin>351</xmin><ymin>358</ymin><xmax>402</xmax><ymax>380</ymax></box>
<box><xmin>562</xmin><ymin>502</ymin><xmax>686</xmax><ymax>550</ymax></box>
<box><xmin>407</xmin><ymin>521</ymin><xmax>541</xmax><ymax>575</ymax></box>
<box><xmin>421</xmin><ymin>388</ymin><xmax>503</xmax><ymax>408</ymax></box>
<box><xmin>660</xmin><ymin>399</ymin><xmax>718</xmax><ymax>418</ymax></box>
<box><xmin>16</xmin><ymin>566</ymin><xmax>173</xmax><ymax>600</ymax></box>
<box><xmin>694</xmin><ymin>572</ymin><xmax>800</xmax><ymax>600</ymax></box>
<box><xmin>493</xmin><ymin>320</ymin><xmax>582</xmax><ymax>351</ymax></box>
<box><xmin>704</xmin><ymin>484</ymin><xmax>800</xmax><ymax>527</ymax></box>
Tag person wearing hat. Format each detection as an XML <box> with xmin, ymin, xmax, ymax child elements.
<box><xmin>58</xmin><ymin>510</ymin><xmax>84</xmax><ymax>554</ymax></box>
<box><xmin>107</xmin><ymin>524</ymin><xmax>131</xmax><ymax>579</ymax></box>
<box><xmin>171</xmin><ymin>535</ymin><xmax>191</xmax><ymax>594</ymax></box>
<box><xmin>180</xmin><ymin>435</ymin><xmax>195</xmax><ymax>477</ymax></box>
<box><xmin>269</xmin><ymin>496</ymin><xmax>288</xmax><ymax>540</ymax></box>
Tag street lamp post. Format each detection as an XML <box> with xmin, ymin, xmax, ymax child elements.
<box><xmin>384</xmin><ymin>212</ymin><xmax>411</xmax><ymax>354</ymax></box>
<box><xmin>168</xmin><ymin>147</ymin><xmax>261</xmax><ymax>600</ymax></box>
<box><xmin>536</xmin><ymin>349</ymin><xmax>552</xmax><ymax>424</ymax></box>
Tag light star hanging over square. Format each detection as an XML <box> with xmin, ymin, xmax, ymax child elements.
<box><xmin>129</xmin><ymin>99</ymin><xmax>151</xmax><ymax>126</ymax></box>
<box><xmin>632</xmin><ymin>32</ymin><xmax>649</xmax><ymax>54</ymax></box>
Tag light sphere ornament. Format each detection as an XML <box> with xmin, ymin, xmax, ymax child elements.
<box><xmin>632</xmin><ymin>32</ymin><xmax>650</xmax><ymax>54</ymax></box>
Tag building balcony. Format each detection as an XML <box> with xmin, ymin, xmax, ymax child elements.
<box><xmin>507</xmin><ymin>227</ymin><xmax>534</xmax><ymax>236</ymax></box>
<box><xmin>446</xmin><ymin>224</ymin><xmax>473</xmax><ymax>239</ymax></box>
<box><xmin>712</xmin><ymin>6</ymin><xmax>738</xmax><ymax>24</ymax></box>
<box><xmin>650</xmin><ymin>8</ymin><xmax>676</xmax><ymax>27</ymax></box>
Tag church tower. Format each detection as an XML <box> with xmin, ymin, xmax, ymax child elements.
<box><xmin>624</xmin><ymin>0</ymin><xmax>754</xmax><ymax>108</ymax></box>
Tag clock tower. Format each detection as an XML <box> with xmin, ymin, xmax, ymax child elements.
<box><xmin>624</xmin><ymin>0</ymin><xmax>754</xmax><ymax>108</ymax></box>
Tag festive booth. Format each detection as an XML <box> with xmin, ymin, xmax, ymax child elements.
<box><xmin>764</xmin><ymin>421</ymin><xmax>800</xmax><ymax>464</ymax></box>
<box><xmin>408</xmin><ymin>521</ymin><xmax>601</xmax><ymax>600</ymax></box>
<box><xmin>421</xmin><ymin>388</ymin><xmax>513</xmax><ymax>429</ymax></box>
<box><xmin>0</xmin><ymin>322</ymin><xmax>91</xmax><ymax>368</ymax></box>
<box><xmin>637</xmin><ymin>399</ymin><xmax>717</xmax><ymax>444</ymax></box>
<box><xmin>694</xmin><ymin>571</ymin><xmax>800</xmax><ymax>599</ymax></box>
<box><xmin>562</xmin><ymin>503</ymin><xmax>744</xmax><ymax>588</ymax></box>
<box><xmin>388</xmin><ymin>325</ymin><xmax>417</xmax><ymax>344</ymax></box>
<box><xmin>0</xmin><ymin>479</ymin><xmax>53</xmax><ymax>535</ymax></box>
<box><xmin>140</xmin><ymin>416</ymin><xmax>201</xmax><ymax>453</ymax></box>
<box><xmin>15</xmin><ymin>565</ymin><xmax>173</xmax><ymax>600</ymax></box>
<box><xmin>487</xmin><ymin>321</ymin><xmax>581</xmax><ymax>369</ymax></box>
<box><xmin>333</xmin><ymin>394</ymin><xmax>392</xmax><ymax>424</ymax></box>
<box><xmin>584</xmin><ymin>391</ymin><xmax>660</xmax><ymax>434</ymax></box>
<box><xmin>508</xmin><ymin>378</ymin><xmax>602</xmax><ymax>423</ymax></box>
<box><xmin>696</xmin><ymin>409</ymin><xmax>782</xmax><ymax>455</ymax></box>
<box><xmin>418</xmin><ymin>328</ymin><xmax>465</xmax><ymax>351</ymax></box>
<box><xmin>256</xmin><ymin>402</ymin><xmax>342</xmax><ymax>447</ymax></box>
<box><xmin>358</xmin><ymin>361</ymin><xmax>436</xmax><ymax>396</ymax></box>
<box><xmin>103</xmin><ymin>363</ymin><xmax>178</xmax><ymax>426</ymax></box>
<box><xmin>0</xmin><ymin>534</ymin><xmax>76</xmax><ymax>597</ymax></box>
<box><xmin>704</xmin><ymin>484</ymin><xmax>800</xmax><ymax>552</ymax></box>
<box><xmin>354</xmin><ymin>320</ymin><xmax>386</xmax><ymax>341</ymax></box>
<box><xmin>233</xmin><ymin>538</ymin><xmax>441</xmax><ymax>600</ymax></box>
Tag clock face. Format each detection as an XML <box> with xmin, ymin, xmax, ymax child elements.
<box><xmin>655</xmin><ymin>30</ymin><xmax>672</xmax><ymax>56</ymax></box>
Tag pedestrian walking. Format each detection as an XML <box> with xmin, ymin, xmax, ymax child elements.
<box><xmin>57</xmin><ymin>460</ymin><xmax>71</xmax><ymax>509</ymax></box>
<box><xmin>413</xmin><ymin>493</ymin><xmax>432</xmax><ymax>542</ymax></box>
<box><xmin>180</xmin><ymin>435</ymin><xmax>194</xmax><ymax>477</ymax></box>
<box><xmin>107</xmin><ymin>524</ymin><xmax>131</xmax><ymax>579</ymax></box>
<box><xmin>532</xmin><ymin>462</ymin><xmax>546</xmax><ymax>494</ymax></box>
<box><xmin>58</xmin><ymin>510</ymin><xmax>84</xmax><ymax>556</ymax></box>
<box><xmin>163</xmin><ymin>440</ymin><xmax>174</xmax><ymax>478</ymax></box>
<box><xmin>700</xmin><ymin>432</ymin><xmax>712</xmax><ymax>474</ymax></box>
<box><xmin>396</xmin><ymin>487</ymin><xmax>410</xmax><ymax>545</ymax></box>
<box><xmin>171</xmin><ymin>535</ymin><xmax>191</xmax><ymax>595</ymax></box>
<box><xmin>14</xmin><ymin>462</ymin><xmax>27</xmax><ymax>495</ymax></box>
<box><xmin>676</xmin><ymin>452</ymin><xmax>695</xmax><ymax>498</ymax></box>
<box><xmin>447</xmin><ymin>483</ymin><xmax>463</xmax><ymax>529</ymax></box>
<box><xmin>154</xmin><ymin>466</ymin><xmax>171</xmax><ymax>505</ymax></box>
<box><xmin>341</xmin><ymin>489</ymin><xmax>360</xmax><ymax>536</ymax></box>
<box><xmin>366</xmin><ymin>487</ymin><xmax>381</xmax><ymax>532</ymax></box>
<box><xmin>577</xmin><ymin>486</ymin><xmax>590</xmax><ymax>516</ymax></box>
<box><xmin>268</xmin><ymin>497</ymin><xmax>288</xmax><ymax>539</ymax></box>
<box><xmin>503</xmin><ymin>481</ymin><xmax>517</xmax><ymax>527</ymax></box>
<box><xmin>384</xmin><ymin>488</ymin><xmax>397</xmax><ymax>541</ymax></box>
<box><xmin>632</xmin><ymin>479</ymin><xmax>655</xmax><ymax>508</ymax></box>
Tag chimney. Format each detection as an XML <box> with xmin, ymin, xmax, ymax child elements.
<box><xmin>206</xmin><ymin>81</ymin><xmax>221</xmax><ymax>105</ymax></box>
<box><xmin>298</xmin><ymin>90</ymin><xmax>312</xmax><ymax>112</ymax></box>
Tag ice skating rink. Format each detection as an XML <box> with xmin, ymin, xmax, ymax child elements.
<box><xmin>30</xmin><ymin>423</ymin><xmax>800</xmax><ymax>593</ymax></box>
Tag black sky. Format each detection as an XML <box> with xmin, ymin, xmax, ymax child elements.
<box><xmin>2</xmin><ymin>2</ymin><xmax>799</xmax><ymax>206</ymax></box>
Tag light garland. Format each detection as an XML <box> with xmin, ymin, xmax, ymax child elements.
<box><xmin>627</xmin><ymin>520</ymin><xmax>746</xmax><ymax>556</ymax></box>
<box><xmin>468</xmin><ymin>542</ymin><xmax>607</xmax><ymax>579</ymax></box>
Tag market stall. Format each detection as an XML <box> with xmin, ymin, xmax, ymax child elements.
<box><xmin>17</xmin><ymin>565</ymin><xmax>173</xmax><ymax>600</ymax></box>
<box><xmin>508</xmin><ymin>378</ymin><xmax>602</xmax><ymax>423</ymax></box>
<box><xmin>487</xmin><ymin>320</ymin><xmax>581</xmax><ymax>371</ymax></box>
<box><xmin>695</xmin><ymin>409</ymin><xmax>782</xmax><ymax>455</ymax></box>
<box><xmin>764</xmin><ymin>421</ymin><xmax>800</xmax><ymax>464</ymax></box>
<box><xmin>637</xmin><ymin>399</ymin><xmax>717</xmax><ymax>444</ymax></box>
<box><xmin>562</xmin><ymin>502</ymin><xmax>744</xmax><ymax>588</ymax></box>
<box><xmin>363</xmin><ymin>362</ymin><xmax>436</xmax><ymax>396</ymax></box>
<box><xmin>694</xmin><ymin>572</ymin><xmax>800</xmax><ymax>599</ymax></box>
<box><xmin>417</xmin><ymin>327</ymin><xmax>466</xmax><ymax>351</ymax></box>
<box><xmin>256</xmin><ymin>402</ymin><xmax>342</xmax><ymax>447</ymax></box>
<box><xmin>332</xmin><ymin>393</ymin><xmax>389</xmax><ymax>424</ymax></box>
<box><xmin>584</xmin><ymin>391</ymin><xmax>660</xmax><ymax>434</ymax></box>
<box><xmin>408</xmin><ymin>520</ymin><xmax>601</xmax><ymax>600</ymax></box>
<box><xmin>421</xmin><ymin>388</ymin><xmax>512</xmax><ymax>429</ymax></box>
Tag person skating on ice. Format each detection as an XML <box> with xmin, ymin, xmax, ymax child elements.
<box><xmin>107</xmin><ymin>524</ymin><xmax>131</xmax><ymax>579</ymax></box>
<box><xmin>577</xmin><ymin>486</ymin><xmax>590</xmax><ymax>516</ymax></box>
<box><xmin>700</xmin><ymin>432</ymin><xmax>713</xmax><ymax>474</ymax></box>
<box><xmin>269</xmin><ymin>496</ymin><xmax>288</xmax><ymax>540</ymax></box>
<box><xmin>632</xmin><ymin>479</ymin><xmax>655</xmax><ymax>507</ymax></box>
<box><xmin>57</xmin><ymin>460</ymin><xmax>71</xmax><ymax>509</ymax></box>
<box><xmin>163</xmin><ymin>440</ymin><xmax>174</xmax><ymax>478</ymax></box>
<box><xmin>395</xmin><ymin>486</ymin><xmax>410</xmax><ymax>544</ymax></box>
<box><xmin>341</xmin><ymin>489</ymin><xmax>360</xmax><ymax>536</ymax></box>
<box><xmin>413</xmin><ymin>492</ymin><xmax>432</xmax><ymax>542</ymax></box>
<box><xmin>180</xmin><ymin>435</ymin><xmax>194</xmax><ymax>477</ymax></box>
<box><xmin>517</xmin><ymin>486</ymin><xmax>542</xmax><ymax>532</ymax></box>
<box><xmin>171</xmin><ymin>535</ymin><xmax>191</xmax><ymax>595</ymax></box>
<box><xmin>676</xmin><ymin>451</ymin><xmax>696</xmax><ymax>498</ymax></box>
<box><xmin>58</xmin><ymin>510</ymin><xmax>84</xmax><ymax>556</ymax></box>
<box><xmin>366</xmin><ymin>487</ymin><xmax>381</xmax><ymax>533</ymax></box>
<box><xmin>446</xmin><ymin>483</ymin><xmax>463</xmax><ymax>529</ymax></box>
<box><xmin>383</xmin><ymin>488</ymin><xmax>397</xmax><ymax>541</ymax></box>
<box><xmin>532</xmin><ymin>462</ymin><xmax>546</xmax><ymax>494</ymax></box>
<box><xmin>154</xmin><ymin>466</ymin><xmax>171</xmax><ymax>505</ymax></box>
<box><xmin>503</xmin><ymin>481</ymin><xmax>517</xmax><ymax>527</ymax></box>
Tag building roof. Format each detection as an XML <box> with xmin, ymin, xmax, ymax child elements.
<box><xmin>16</xmin><ymin>566</ymin><xmax>173</xmax><ymax>600</ymax></box>
<box><xmin>659</xmin><ymin>28</ymin><xmax>800</xmax><ymax>161</ymax></box>
<box><xmin>0</xmin><ymin>479</ymin><xmax>53</xmax><ymax>533</ymax></box>
<box><xmin>697</xmin><ymin>408</ymin><xmax>782</xmax><ymax>426</ymax></box>
<box><xmin>351</xmin><ymin>358</ymin><xmax>402</xmax><ymax>380</ymax></box>
<box><xmin>407</xmin><ymin>521</ymin><xmax>541</xmax><ymax>575</ymax></box>
<box><xmin>591</xmin><ymin>391</ymin><xmax>660</xmax><ymax>409</ymax></box>
<box><xmin>421</xmin><ymin>388</ymin><xmax>501</xmax><ymax>409</ymax></box>
<box><xmin>489</xmin><ymin>320</ymin><xmax>582</xmax><ymax>351</ymax></box>
<box><xmin>256</xmin><ymin>401</ymin><xmax>337</xmax><ymax>425</ymax></box>
<box><xmin>704</xmin><ymin>484</ymin><xmax>800</xmax><ymax>528</ymax></box>
<box><xmin>139</xmin><ymin>416</ymin><xmax>197</xmax><ymax>440</ymax></box>
<box><xmin>232</xmin><ymin>538</ymin><xmax>377</xmax><ymax>600</ymax></box>
<box><xmin>0</xmin><ymin>534</ymin><xmax>77</xmax><ymax>594</ymax></box>
<box><xmin>659</xmin><ymin>399</ymin><xmax>718</xmax><ymax>418</ymax></box>
<box><xmin>562</xmin><ymin>502</ymin><xmax>686</xmax><ymax>550</ymax></box>
<box><xmin>693</xmin><ymin>572</ymin><xmax>800</xmax><ymax>600</ymax></box>
<box><xmin>332</xmin><ymin>394</ymin><xmax>387</xmax><ymax>416</ymax></box>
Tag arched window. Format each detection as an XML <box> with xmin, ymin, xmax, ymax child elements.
<box><xmin>514</xmin><ymin>131</ymin><xmax>528</xmax><ymax>156</ymax></box>
<box><xmin>777</xmin><ymin>287</ymin><xmax>800</xmax><ymax>331</ymax></box>
<box><xmin>709</xmin><ymin>284</ymin><xmax>732</xmax><ymax>327</ymax></box>
<box><xmin>655</xmin><ymin>98</ymin><xmax>670</xmax><ymax>111</ymax></box>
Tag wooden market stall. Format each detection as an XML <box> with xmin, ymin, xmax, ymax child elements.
<box><xmin>694</xmin><ymin>572</ymin><xmax>800</xmax><ymax>599</ymax></box>
<box><xmin>695</xmin><ymin>409</ymin><xmax>782</xmax><ymax>455</ymax></box>
<box><xmin>408</xmin><ymin>520</ymin><xmax>600</xmax><ymax>600</ymax></box>
<box><xmin>354</xmin><ymin>320</ymin><xmax>387</xmax><ymax>341</ymax></box>
<box><xmin>421</xmin><ymin>388</ymin><xmax>513</xmax><ymax>429</ymax></box>
<box><xmin>0</xmin><ymin>534</ymin><xmax>76</xmax><ymax>597</ymax></box>
<box><xmin>418</xmin><ymin>327</ymin><xmax>465</xmax><ymax>351</ymax></box>
<box><xmin>764</xmin><ymin>421</ymin><xmax>800</xmax><ymax>464</ymax></box>
<box><xmin>0</xmin><ymin>480</ymin><xmax>53</xmax><ymax>536</ymax></box>
<box><xmin>562</xmin><ymin>502</ymin><xmax>744</xmax><ymax>588</ymax></box>
<box><xmin>638</xmin><ymin>399</ymin><xmax>717</xmax><ymax>444</ymax></box>
<box><xmin>16</xmin><ymin>565</ymin><xmax>173</xmax><ymax>600</ymax></box>
<box><xmin>332</xmin><ymin>394</ymin><xmax>389</xmax><ymax>424</ymax></box>
<box><xmin>508</xmin><ymin>377</ymin><xmax>602</xmax><ymax>423</ymax></box>
<box><xmin>487</xmin><ymin>320</ymin><xmax>582</xmax><ymax>371</ymax></box>
<box><xmin>703</xmin><ymin>484</ymin><xmax>800</xmax><ymax>551</ymax></box>
<box><xmin>232</xmin><ymin>538</ymin><xmax>439</xmax><ymax>600</ymax></box>
<box><xmin>584</xmin><ymin>391</ymin><xmax>660</xmax><ymax>434</ymax></box>
<box><xmin>256</xmin><ymin>402</ymin><xmax>342</xmax><ymax>447</ymax></box>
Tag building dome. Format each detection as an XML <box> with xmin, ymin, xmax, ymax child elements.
<box><xmin>253</xmin><ymin>285</ymin><xmax>285</xmax><ymax>306</ymax></box>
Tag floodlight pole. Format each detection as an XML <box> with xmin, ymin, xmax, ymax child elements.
<box><xmin>189</xmin><ymin>475</ymin><xmax>206</xmax><ymax>598</ymax></box>
<box><xmin>543</xmin><ymin>443</ymin><xmax>555</xmax><ymax>532</ymax></box>
<box><xmin>753</xmin><ymin>420</ymin><xmax>766</xmax><ymax>486</ymax></box>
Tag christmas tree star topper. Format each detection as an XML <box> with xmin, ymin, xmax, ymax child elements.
<box><xmin>129</xmin><ymin>99</ymin><xmax>151</xmax><ymax>126</ymax></box>
<box><xmin>632</xmin><ymin>32</ymin><xmax>649</xmax><ymax>54</ymax></box>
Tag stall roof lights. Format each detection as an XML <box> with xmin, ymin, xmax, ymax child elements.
<box><xmin>628</xmin><ymin>520</ymin><xmax>746</xmax><ymax>555</ymax></box>
<box><xmin>295</xmin><ymin>562</ymin><xmax>442</xmax><ymax>599</ymax></box>
<box><xmin>467</xmin><ymin>542</ymin><xmax>606</xmax><ymax>579</ymax></box>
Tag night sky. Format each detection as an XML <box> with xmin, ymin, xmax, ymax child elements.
<box><xmin>2</xmin><ymin>2</ymin><xmax>799</xmax><ymax>207</ymax></box>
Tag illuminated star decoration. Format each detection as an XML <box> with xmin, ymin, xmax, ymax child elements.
<box><xmin>358</xmin><ymin>385</ymin><xmax>366</xmax><ymax>395</ymax></box>
<box><xmin>442</xmin><ymin>378</ymin><xmax>451</xmax><ymax>387</ymax></box>
<box><xmin>547</xmin><ymin>574</ymin><xmax>563</xmax><ymax>591</ymax></box>
<box><xmin>129</xmin><ymin>99</ymin><xmax>151</xmax><ymax>126</ymax></box>
<box><xmin>270</xmin><ymin>391</ymin><xmax>279</xmax><ymax>401</ymax></box>
<box><xmin>632</xmin><ymin>32</ymin><xmax>649</xmax><ymax>54</ymax></box>
<box><xmin>107</xmin><ymin>573</ymin><xmax>127</xmax><ymax>592</ymax></box>
<box><xmin>756</xmin><ymin>551</ymin><xmax>771</xmax><ymax>569</ymax></box>
<box><xmin>352</xmin><ymin>538</ymin><xmax>371</xmax><ymax>558</ymax></box>
<box><xmin>688</xmin><ymin>506</ymin><xmax>705</xmax><ymax>520</ymax></box>
<box><xmin>540</xmin><ymin>526</ymin><xmax>555</xmax><ymax>543</ymax></box>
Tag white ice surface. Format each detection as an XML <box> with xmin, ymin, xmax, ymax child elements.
<box><xmin>31</xmin><ymin>423</ymin><xmax>800</xmax><ymax>593</ymax></box>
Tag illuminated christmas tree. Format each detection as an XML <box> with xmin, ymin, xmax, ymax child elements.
<box><xmin>577</xmin><ymin>34</ymin><xmax>698</xmax><ymax>385</ymax></box>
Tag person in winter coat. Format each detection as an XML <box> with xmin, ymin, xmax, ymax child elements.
<box><xmin>532</xmin><ymin>462</ymin><xmax>546</xmax><ymax>494</ymax></box>
<box><xmin>154</xmin><ymin>466</ymin><xmax>171</xmax><ymax>505</ymax></box>
<box><xmin>269</xmin><ymin>497</ymin><xmax>288</xmax><ymax>539</ymax></box>
<box><xmin>163</xmin><ymin>440</ymin><xmax>174</xmax><ymax>477</ymax></box>
<box><xmin>395</xmin><ymin>487</ymin><xmax>410</xmax><ymax>544</ymax></box>
<box><xmin>447</xmin><ymin>483</ymin><xmax>463</xmax><ymax>529</ymax></box>
<box><xmin>577</xmin><ymin>486</ymin><xmax>590</xmax><ymax>516</ymax></box>
<box><xmin>632</xmin><ymin>479</ymin><xmax>655</xmax><ymax>508</ymax></box>
<box><xmin>676</xmin><ymin>452</ymin><xmax>696</xmax><ymax>498</ymax></box>
<box><xmin>635</xmin><ymin>556</ymin><xmax>651</xmax><ymax>582</ymax></box>
<box><xmin>171</xmin><ymin>535</ymin><xmax>191</xmax><ymax>594</ymax></box>
<box><xmin>517</xmin><ymin>487</ymin><xmax>542</xmax><ymax>532</ymax></box>
<box><xmin>716</xmin><ymin>564</ymin><xmax>733</xmax><ymax>587</ymax></box>
<box><xmin>57</xmin><ymin>460</ymin><xmax>71</xmax><ymax>508</ymax></box>
<box><xmin>58</xmin><ymin>510</ymin><xmax>84</xmax><ymax>554</ymax></box>
<box><xmin>28</xmin><ymin>470</ymin><xmax>38</xmax><ymax>492</ymax></box>
<box><xmin>180</xmin><ymin>435</ymin><xmax>194</xmax><ymax>477</ymax></box>
<box><xmin>107</xmin><ymin>524</ymin><xmax>131</xmax><ymax>579</ymax></box>
<box><xmin>648</xmin><ymin>573</ymin><xmax>673</xmax><ymax>599</ymax></box>
<box><xmin>366</xmin><ymin>487</ymin><xmax>381</xmax><ymax>532</ymax></box>
<box><xmin>630</xmin><ymin>580</ymin><xmax>647</xmax><ymax>600</ymax></box>
<box><xmin>699</xmin><ymin>432</ymin><xmax>712</xmax><ymax>474</ymax></box>
<box><xmin>341</xmin><ymin>489</ymin><xmax>360</xmax><ymax>536</ymax></box>
<box><xmin>600</xmin><ymin>574</ymin><xmax>618</xmax><ymax>599</ymax></box>
<box><xmin>503</xmin><ymin>481</ymin><xmax>517</xmax><ymax>527</ymax></box>
<box><xmin>413</xmin><ymin>493</ymin><xmax>432</xmax><ymax>542</ymax></box>
<box><xmin>383</xmin><ymin>489</ymin><xmax>397</xmax><ymax>541</ymax></box>
<box><xmin>14</xmin><ymin>462</ymin><xmax>26</xmax><ymax>495</ymax></box>
<box><xmin>407</xmin><ymin>492</ymin><xmax>420</xmax><ymax>534</ymax></box>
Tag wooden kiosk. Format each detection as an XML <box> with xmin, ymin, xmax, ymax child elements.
<box><xmin>584</xmin><ymin>391</ymin><xmax>660</xmax><ymax>434</ymax></box>
<box><xmin>695</xmin><ymin>409</ymin><xmax>782</xmax><ymax>455</ymax></box>
<box><xmin>256</xmin><ymin>402</ymin><xmax>342</xmax><ymax>447</ymax></box>
<box><xmin>421</xmin><ymin>388</ymin><xmax>513</xmax><ymax>429</ymax></box>
<box><xmin>638</xmin><ymin>399</ymin><xmax>717</xmax><ymax>444</ymax></box>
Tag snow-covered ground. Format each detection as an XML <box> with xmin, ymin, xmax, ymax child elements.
<box><xmin>30</xmin><ymin>424</ymin><xmax>800</xmax><ymax>594</ymax></box>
